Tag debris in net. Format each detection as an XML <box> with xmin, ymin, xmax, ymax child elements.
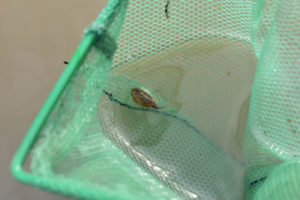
<box><xmin>165</xmin><ymin>0</ymin><xmax>170</xmax><ymax>18</ymax></box>
<box><xmin>249</xmin><ymin>176</ymin><xmax>267</xmax><ymax>188</ymax></box>
<box><xmin>102</xmin><ymin>90</ymin><xmax>201</xmax><ymax>135</ymax></box>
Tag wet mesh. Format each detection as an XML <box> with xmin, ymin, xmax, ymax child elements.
<box><xmin>30</xmin><ymin>0</ymin><xmax>300</xmax><ymax>199</ymax></box>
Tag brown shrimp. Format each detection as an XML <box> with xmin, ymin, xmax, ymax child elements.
<box><xmin>131</xmin><ymin>88</ymin><xmax>160</xmax><ymax>109</ymax></box>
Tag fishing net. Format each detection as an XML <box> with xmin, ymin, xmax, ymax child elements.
<box><xmin>27</xmin><ymin>0</ymin><xmax>299</xmax><ymax>199</ymax></box>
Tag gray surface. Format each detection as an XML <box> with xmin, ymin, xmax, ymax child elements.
<box><xmin>0</xmin><ymin>1</ymin><xmax>108</xmax><ymax>199</ymax></box>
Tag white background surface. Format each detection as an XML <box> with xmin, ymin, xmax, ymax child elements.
<box><xmin>0</xmin><ymin>1</ymin><xmax>108</xmax><ymax>199</ymax></box>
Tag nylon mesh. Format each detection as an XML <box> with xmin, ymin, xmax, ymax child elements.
<box><xmin>30</xmin><ymin>0</ymin><xmax>300</xmax><ymax>199</ymax></box>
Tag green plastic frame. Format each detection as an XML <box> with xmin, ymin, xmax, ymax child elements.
<box><xmin>10</xmin><ymin>0</ymin><xmax>128</xmax><ymax>199</ymax></box>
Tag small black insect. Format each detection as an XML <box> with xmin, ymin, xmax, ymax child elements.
<box><xmin>165</xmin><ymin>0</ymin><xmax>170</xmax><ymax>18</ymax></box>
<box><xmin>63</xmin><ymin>61</ymin><xmax>69</xmax><ymax>64</ymax></box>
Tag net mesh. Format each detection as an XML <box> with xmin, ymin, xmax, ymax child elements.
<box><xmin>29</xmin><ymin>0</ymin><xmax>300</xmax><ymax>199</ymax></box>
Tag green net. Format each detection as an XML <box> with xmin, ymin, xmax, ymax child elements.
<box><xmin>29</xmin><ymin>0</ymin><xmax>299</xmax><ymax>199</ymax></box>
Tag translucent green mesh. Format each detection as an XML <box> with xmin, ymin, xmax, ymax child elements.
<box><xmin>29</xmin><ymin>0</ymin><xmax>299</xmax><ymax>199</ymax></box>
